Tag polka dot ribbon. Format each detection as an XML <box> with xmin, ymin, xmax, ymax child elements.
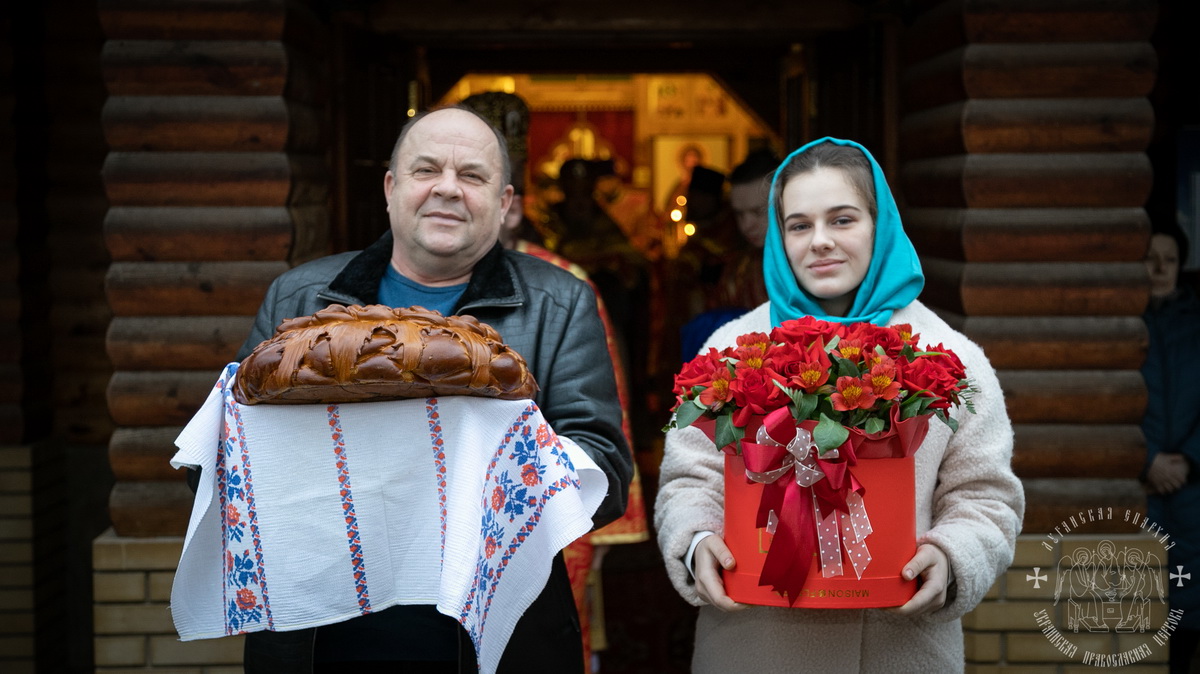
<box><xmin>740</xmin><ymin>407</ymin><xmax>872</xmax><ymax>602</ymax></box>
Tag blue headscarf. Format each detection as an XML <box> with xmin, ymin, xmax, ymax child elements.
<box><xmin>763</xmin><ymin>137</ymin><xmax>924</xmax><ymax>327</ymax></box>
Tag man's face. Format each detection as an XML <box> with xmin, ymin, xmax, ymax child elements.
<box><xmin>729</xmin><ymin>179</ymin><xmax>769</xmax><ymax>248</ymax></box>
<box><xmin>1145</xmin><ymin>233</ymin><xmax>1179</xmax><ymax>298</ymax></box>
<box><xmin>384</xmin><ymin>108</ymin><xmax>513</xmax><ymax>283</ymax></box>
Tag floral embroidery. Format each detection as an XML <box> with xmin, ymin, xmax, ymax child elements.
<box><xmin>217</xmin><ymin>363</ymin><xmax>273</xmax><ymax>634</ymax></box>
<box><xmin>458</xmin><ymin>403</ymin><xmax>582</xmax><ymax>656</ymax></box>
<box><xmin>427</xmin><ymin>399</ymin><xmax>449</xmax><ymax>563</ymax></box>
<box><xmin>328</xmin><ymin>404</ymin><xmax>372</xmax><ymax>614</ymax></box>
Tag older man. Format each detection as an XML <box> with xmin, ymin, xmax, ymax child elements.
<box><xmin>236</xmin><ymin>106</ymin><xmax>631</xmax><ymax>673</ymax></box>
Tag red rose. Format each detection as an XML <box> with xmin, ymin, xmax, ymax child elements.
<box><xmin>900</xmin><ymin>358</ymin><xmax>959</xmax><ymax>409</ymax></box>
<box><xmin>673</xmin><ymin>347</ymin><xmax>726</xmax><ymax>396</ymax></box>
<box><xmin>921</xmin><ymin>343</ymin><xmax>967</xmax><ymax>382</ymax></box>
<box><xmin>521</xmin><ymin>463</ymin><xmax>540</xmax><ymax>486</ymax></box>
<box><xmin>770</xmin><ymin>316</ymin><xmax>844</xmax><ymax>348</ymax></box>
<box><xmin>490</xmin><ymin>485</ymin><xmax>506</xmax><ymax>512</ymax></box>
<box><xmin>848</xmin><ymin>324</ymin><xmax>905</xmax><ymax>360</ymax></box>
<box><xmin>236</xmin><ymin>588</ymin><xmax>258</xmax><ymax>611</ymax></box>
<box><xmin>728</xmin><ymin>367</ymin><xmax>788</xmax><ymax>427</ymax></box>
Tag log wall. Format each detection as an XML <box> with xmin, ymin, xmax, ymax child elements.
<box><xmin>99</xmin><ymin>0</ymin><xmax>329</xmax><ymax>537</ymax></box>
<box><xmin>899</xmin><ymin>0</ymin><xmax>1157</xmax><ymax>534</ymax></box>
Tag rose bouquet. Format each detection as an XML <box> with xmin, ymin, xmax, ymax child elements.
<box><xmin>666</xmin><ymin>315</ymin><xmax>974</xmax><ymax>456</ymax></box>
<box><xmin>665</xmin><ymin>316</ymin><xmax>977</xmax><ymax>607</ymax></box>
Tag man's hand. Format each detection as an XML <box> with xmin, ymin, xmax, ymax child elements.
<box><xmin>890</xmin><ymin>543</ymin><xmax>951</xmax><ymax>617</ymax></box>
<box><xmin>1146</xmin><ymin>454</ymin><xmax>1189</xmax><ymax>495</ymax></box>
<box><xmin>694</xmin><ymin>535</ymin><xmax>746</xmax><ymax>612</ymax></box>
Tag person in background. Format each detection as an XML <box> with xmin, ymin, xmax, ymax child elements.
<box><xmin>1140</xmin><ymin>225</ymin><xmax>1200</xmax><ymax>673</ymax></box>
<box><xmin>678</xmin><ymin>148</ymin><xmax>779</xmax><ymax>360</ymax></box>
<box><xmin>462</xmin><ymin>91</ymin><xmax>650</xmax><ymax>674</ymax></box>
<box><xmin>236</xmin><ymin>105</ymin><xmax>632</xmax><ymax>673</ymax></box>
<box><xmin>655</xmin><ymin>138</ymin><xmax>1024</xmax><ymax>672</ymax></box>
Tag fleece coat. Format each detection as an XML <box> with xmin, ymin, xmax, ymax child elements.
<box><xmin>655</xmin><ymin>300</ymin><xmax>1025</xmax><ymax>673</ymax></box>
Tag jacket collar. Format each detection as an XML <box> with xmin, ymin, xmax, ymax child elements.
<box><xmin>326</xmin><ymin>230</ymin><xmax>523</xmax><ymax>311</ymax></box>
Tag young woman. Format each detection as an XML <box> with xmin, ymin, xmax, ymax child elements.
<box><xmin>655</xmin><ymin>138</ymin><xmax>1024</xmax><ymax>672</ymax></box>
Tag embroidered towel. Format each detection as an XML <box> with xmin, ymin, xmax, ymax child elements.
<box><xmin>169</xmin><ymin>363</ymin><xmax>607</xmax><ymax>674</ymax></box>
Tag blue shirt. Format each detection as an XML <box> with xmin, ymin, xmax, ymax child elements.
<box><xmin>378</xmin><ymin>263</ymin><xmax>468</xmax><ymax>315</ymax></box>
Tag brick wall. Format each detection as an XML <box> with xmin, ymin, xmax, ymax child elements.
<box><xmin>0</xmin><ymin>447</ymin><xmax>33</xmax><ymax>673</ymax></box>
<box><xmin>92</xmin><ymin>529</ymin><xmax>1179</xmax><ymax>672</ymax></box>
<box><xmin>965</xmin><ymin>533</ymin><xmax>1171</xmax><ymax>673</ymax></box>
<box><xmin>93</xmin><ymin>530</ymin><xmax>242</xmax><ymax>672</ymax></box>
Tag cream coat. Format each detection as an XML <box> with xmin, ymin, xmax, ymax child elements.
<box><xmin>655</xmin><ymin>301</ymin><xmax>1025</xmax><ymax>673</ymax></box>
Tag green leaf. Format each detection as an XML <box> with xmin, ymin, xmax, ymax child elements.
<box><xmin>715</xmin><ymin>414</ymin><xmax>742</xmax><ymax>452</ymax></box>
<box><xmin>813</xmin><ymin>413</ymin><xmax>849</xmax><ymax>455</ymax></box>
<box><xmin>936</xmin><ymin>409</ymin><xmax>959</xmax><ymax>433</ymax></box>
<box><xmin>864</xmin><ymin>416</ymin><xmax>885</xmax><ymax>434</ymax></box>
<box><xmin>835</xmin><ymin>356</ymin><xmax>860</xmax><ymax>378</ymax></box>
<box><xmin>825</xmin><ymin>335</ymin><xmax>841</xmax><ymax>352</ymax></box>
<box><xmin>673</xmin><ymin>400</ymin><xmax>706</xmax><ymax>429</ymax></box>
<box><xmin>794</xmin><ymin>392</ymin><xmax>818</xmax><ymax>421</ymax></box>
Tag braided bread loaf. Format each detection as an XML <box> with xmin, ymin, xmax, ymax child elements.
<box><xmin>232</xmin><ymin>304</ymin><xmax>538</xmax><ymax>405</ymax></box>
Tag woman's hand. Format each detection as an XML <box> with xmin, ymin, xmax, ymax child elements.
<box><xmin>1145</xmin><ymin>454</ymin><xmax>1189</xmax><ymax>495</ymax></box>
<box><xmin>694</xmin><ymin>535</ymin><xmax>746</xmax><ymax>612</ymax></box>
<box><xmin>890</xmin><ymin>543</ymin><xmax>951</xmax><ymax>617</ymax></box>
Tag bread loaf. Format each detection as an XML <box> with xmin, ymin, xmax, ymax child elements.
<box><xmin>232</xmin><ymin>304</ymin><xmax>538</xmax><ymax>405</ymax></box>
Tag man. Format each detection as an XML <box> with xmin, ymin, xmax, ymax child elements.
<box><xmin>236</xmin><ymin>106</ymin><xmax>632</xmax><ymax>673</ymax></box>
<box><xmin>678</xmin><ymin>148</ymin><xmax>779</xmax><ymax>359</ymax></box>
<box><xmin>727</xmin><ymin>147</ymin><xmax>778</xmax><ymax>250</ymax></box>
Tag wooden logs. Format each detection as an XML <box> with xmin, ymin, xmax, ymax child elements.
<box><xmin>102</xmin><ymin>96</ymin><xmax>322</xmax><ymax>152</ymax></box>
<box><xmin>101</xmin><ymin>152</ymin><xmax>327</xmax><ymax>207</ymax></box>
<box><xmin>902</xmin><ymin>43</ymin><xmax>1156</xmax><ymax>111</ymax></box>
<box><xmin>97</xmin><ymin>0</ymin><xmax>326</xmax><ymax>45</ymax></box>
<box><xmin>107</xmin><ymin>370</ymin><xmax>220</xmax><ymax>427</ymax></box>
<box><xmin>99</xmin><ymin>0</ymin><xmax>329</xmax><ymax>539</ymax></box>
<box><xmin>105</xmin><ymin>261</ymin><xmax>287</xmax><ymax>316</ymax></box>
<box><xmin>1012</xmin><ymin>424</ymin><xmax>1144</xmax><ymax>479</ymax></box>
<box><xmin>921</xmin><ymin>259</ymin><xmax>1148</xmax><ymax>316</ymax></box>
<box><xmin>104</xmin><ymin>206</ymin><xmax>293</xmax><ymax>261</ymax></box>
<box><xmin>102</xmin><ymin>40</ymin><xmax>289</xmax><ymax>97</ymax></box>
<box><xmin>958</xmin><ymin>315</ymin><xmax>1146</xmax><ymax>370</ymax></box>
<box><xmin>906</xmin><ymin>207</ymin><xmax>1149</xmax><ymax>262</ymax></box>
<box><xmin>108</xmin><ymin>426</ymin><xmax>186</xmax><ymax>482</ymax></box>
<box><xmin>998</xmin><ymin>370</ymin><xmax>1146</xmax><ymax>425</ymax></box>
<box><xmin>106</xmin><ymin>316</ymin><xmax>254</xmax><ymax>370</ymax></box>
<box><xmin>904</xmin><ymin>0</ymin><xmax>1158</xmax><ymax>64</ymax></box>
<box><xmin>901</xmin><ymin>153</ymin><xmax>1152</xmax><ymax>208</ymax></box>
<box><xmin>1022</xmin><ymin>478</ymin><xmax>1146</xmax><ymax>534</ymax></box>
<box><xmin>901</xmin><ymin>99</ymin><xmax>1154</xmax><ymax>160</ymax></box>
<box><xmin>107</xmin><ymin>480</ymin><xmax>192</xmax><ymax>538</ymax></box>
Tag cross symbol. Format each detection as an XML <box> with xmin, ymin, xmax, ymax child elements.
<box><xmin>1027</xmin><ymin>567</ymin><xmax>1048</xmax><ymax>589</ymax></box>
<box><xmin>1172</xmin><ymin>565</ymin><xmax>1191</xmax><ymax>588</ymax></box>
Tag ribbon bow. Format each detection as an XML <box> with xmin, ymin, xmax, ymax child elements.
<box><xmin>739</xmin><ymin>406</ymin><xmax>873</xmax><ymax>603</ymax></box>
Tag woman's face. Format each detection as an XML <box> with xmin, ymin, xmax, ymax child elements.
<box><xmin>1146</xmin><ymin>233</ymin><xmax>1180</xmax><ymax>298</ymax></box>
<box><xmin>780</xmin><ymin>167</ymin><xmax>875</xmax><ymax>317</ymax></box>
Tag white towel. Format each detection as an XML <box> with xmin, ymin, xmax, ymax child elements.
<box><xmin>169</xmin><ymin>362</ymin><xmax>607</xmax><ymax>674</ymax></box>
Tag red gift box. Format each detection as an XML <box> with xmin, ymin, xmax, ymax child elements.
<box><xmin>702</xmin><ymin>407</ymin><xmax>928</xmax><ymax>608</ymax></box>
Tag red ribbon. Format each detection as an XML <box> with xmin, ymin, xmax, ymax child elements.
<box><xmin>740</xmin><ymin>407</ymin><xmax>865</xmax><ymax>604</ymax></box>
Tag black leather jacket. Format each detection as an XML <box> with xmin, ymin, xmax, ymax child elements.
<box><xmin>237</xmin><ymin>231</ymin><xmax>631</xmax><ymax>672</ymax></box>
